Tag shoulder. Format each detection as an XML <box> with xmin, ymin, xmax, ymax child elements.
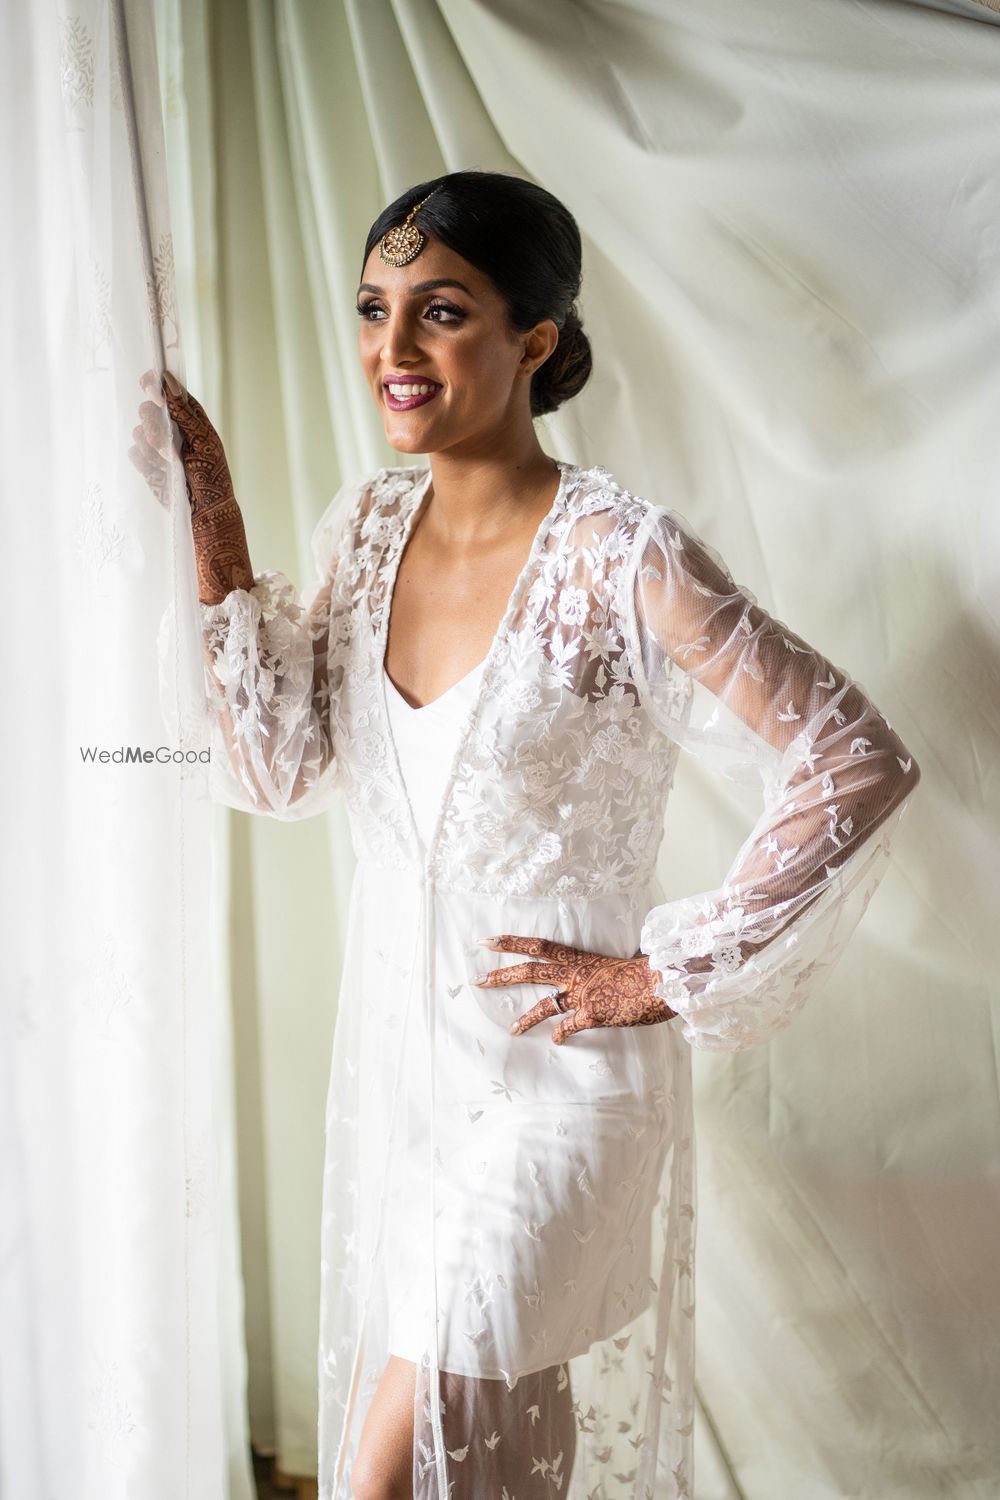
<box><xmin>560</xmin><ymin>460</ymin><xmax>668</xmax><ymax>545</ymax></box>
<box><xmin>559</xmin><ymin>463</ymin><xmax>735</xmax><ymax>613</ymax></box>
<box><xmin>562</xmin><ymin>461</ymin><xmax>721</xmax><ymax>562</ymax></box>
<box><xmin>563</xmin><ymin>461</ymin><xmax>657</xmax><ymax>519</ymax></box>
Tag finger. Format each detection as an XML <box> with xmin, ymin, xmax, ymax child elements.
<box><xmin>162</xmin><ymin>385</ymin><xmax>194</xmax><ymax>429</ymax></box>
<box><xmin>510</xmin><ymin>993</ymin><xmax>568</xmax><ymax>1036</ymax></box>
<box><xmin>128</xmin><ymin>444</ymin><xmax>170</xmax><ymax>509</ymax></box>
<box><xmin>138</xmin><ymin>399</ymin><xmax>174</xmax><ymax>456</ymax></box>
<box><xmin>551</xmin><ymin>1008</ymin><xmax>593</xmax><ymax>1046</ymax></box>
<box><xmin>140</xmin><ymin>368</ymin><xmax>164</xmax><ymax>405</ymax></box>
<box><xmin>129</xmin><ymin>429</ymin><xmax>167</xmax><ymax>476</ymax></box>
<box><xmin>161</xmin><ymin>373</ymin><xmax>211</xmax><ymax>428</ymax></box>
<box><xmin>175</xmin><ymin>385</ymin><xmax>210</xmax><ymax>426</ymax></box>
<box><xmin>483</xmin><ymin>934</ymin><xmax>592</xmax><ymax>963</ymax></box>
<box><xmin>165</xmin><ymin>387</ymin><xmax>215</xmax><ymax>450</ymax></box>
<box><xmin>161</xmin><ymin>369</ymin><xmax>187</xmax><ymax>403</ymax></box>
<box><xmin>472</xmin><ymin>960</ymin><xmax>567</xmax><ymax>988</ymax></box>
<box><xmin>127</xmin><ymin>441</ymin><xmax>156</xmax><ymax>482</ymax></box>
<box><xmin>130</xmin><ymin>423</ymin><xmax>167</xmax><ymax>468</ymax></box>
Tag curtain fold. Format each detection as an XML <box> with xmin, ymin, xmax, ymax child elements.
<box><xmin>2</xmin><ymin>2</ymin><xmax>253</xmax><ymax>1496</ymax></box>
<box><xmin>149</xmin><ymin>0</ymin><xmax>997</xmax><ymax>1494</ymax></box>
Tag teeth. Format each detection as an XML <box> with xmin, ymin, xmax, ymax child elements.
<box><xmin>387</xmin><ymin>383</ymin><xmax>436</xmax><ymax>397</ymax></box>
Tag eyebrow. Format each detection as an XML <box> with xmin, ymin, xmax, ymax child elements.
<box><xmin>356</xmin><ymin>277</ymin><xmax>478</xmax><ymax>300</ymax></box>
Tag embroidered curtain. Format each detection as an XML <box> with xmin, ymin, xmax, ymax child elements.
<box><xmin>1</xmin><ymin>4</ymin><xmax>253</xmax><ymax>1496</ymax></box>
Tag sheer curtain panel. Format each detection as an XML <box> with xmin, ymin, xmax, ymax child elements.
<box><xmin>1</xmin><ymin>5</ymin><xmax>253</xmax><ymax>1498</ymax></box>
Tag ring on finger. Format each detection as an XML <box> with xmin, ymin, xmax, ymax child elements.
<box><xmin>549</xmin><ymin>989</ymin><xmax>568</xmax><ymax>1012</ymax></box>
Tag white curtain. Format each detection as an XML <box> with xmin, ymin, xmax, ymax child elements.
<box><xmin>1</xmin><ymin>4</ymin><xmax>252</xmax><ymax>1497</ymax></box>
<box><xmin>154</xmin><ymin>3</ymin><xmax>997</xmax><ymax>1495</ymax></box>
<box><xmin>8</xmin><ymin>0</ymin><xmax>996</xmax><ymax>1496</ymax></box>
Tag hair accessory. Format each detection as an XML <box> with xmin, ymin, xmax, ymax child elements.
<box><xmin>379</xmin><ymin>188</ymin><xmax>440</xmax><ymax>268</ymax></box>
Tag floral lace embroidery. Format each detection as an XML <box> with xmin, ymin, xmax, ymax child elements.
<box><xmin>197</xmin><ymin>460</ymin><xmax>919</xmax><ymax>1051</ymax></box>
<box><xmin>325</xmin><ymin>464</ymin><xmax>685</xmax><ymax>902</ymax></box>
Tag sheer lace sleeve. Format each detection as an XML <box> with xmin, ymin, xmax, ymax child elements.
<box><xmin>619</xmin><ymin>502</ymin><xmax>921</xmax><ymax>1052</ymax></box>
<box><xmin>162</xmin><ymin>474</ymin><xmax>365</xmax><ymax>821</ymax></box>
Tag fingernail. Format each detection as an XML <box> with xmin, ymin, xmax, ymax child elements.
<box><xmin>162</xmin><ymin>370</ymin><xmax>183</xmax><ymax>398</ymax></box>
<box><xmin>469</xmin><ymin>972</ymin><xmax>493</xmax><ymax>985</ymax></box>
<box><xmin>509</xmin><ymin>1022</ymin><xmax>520</xmax><ymax>1035</ymax></box>
<box><xmin>476</xmin><ymin>936</ymin><xmax>498</xmax><ymax>947</ymax></box>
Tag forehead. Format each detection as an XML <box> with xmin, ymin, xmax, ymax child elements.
<box><xmin>358</xmin><ymin>234</ymin><xmax>493</xmax><ymax>299</ymax></box>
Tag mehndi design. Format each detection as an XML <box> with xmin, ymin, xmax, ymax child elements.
<box><xmin>472</xmin><ymin>934</ymin><xmax>677</xmax><ymax>1046</ymax></box>
<box><xmin>130</xmin><ymin>370</ymin><xmax>254</xmax><ymax>605</ymax></box>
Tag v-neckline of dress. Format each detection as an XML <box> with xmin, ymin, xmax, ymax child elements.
<box><xmin>383</xmin><ymin>656</ymin><xmax>486</xmax><ymax>714</ymax></box>
<box><xmin>376</xmin><ymin>459</ymin><xmax>573</xmax><ymax>868</ymax></box>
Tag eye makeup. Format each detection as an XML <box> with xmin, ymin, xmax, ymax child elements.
<box><xmin>355</xmin><ymin>297</ymin><xmax>467</xmax><ymax>324</ymax></box>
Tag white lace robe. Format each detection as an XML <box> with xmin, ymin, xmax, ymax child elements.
<box><xmin>187</xmin><ymin>460</ymin><xmax>920</xmax><ymax>1498</ymax></box>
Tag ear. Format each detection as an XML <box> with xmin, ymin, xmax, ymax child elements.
<box><xmin>518</xmin><ymin>318</ymin><xmax>560</xmax><ymax>379</ymax></box>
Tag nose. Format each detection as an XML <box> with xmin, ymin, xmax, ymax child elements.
<box><xmin>376</xmin><ymin>309</ymin><xmax>422</xmax><ymax>372</ymax></box>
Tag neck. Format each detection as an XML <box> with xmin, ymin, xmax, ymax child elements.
<box><xmin>422</xmin><ymin>419</ymin><xmax>560</xmax><ymax>546</ymax></box>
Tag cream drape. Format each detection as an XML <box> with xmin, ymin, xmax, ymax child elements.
<box><xmin>153</xmin><ymin>1</ymin><xmax>998</xmax><ymax>1496</ymax></box>
<box><xmin>2</xmin><ymin>3</ymin><xmax>253</xmax><ymax>1497</ymax></box>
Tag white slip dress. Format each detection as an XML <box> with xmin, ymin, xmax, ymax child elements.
<box><xmin>382</xmin><ymin>657</ymin><xmax>488</xmax><ymax>857</ymax></box>
<box><xmin>379</xmin><ymin>655</ymin><xmax>488</xmax><ymax>1367</ymax></box>
<box><xmin>378</xmin><ymin>654</ymin><xmax>673</xmax><ymax>1379</ymax></box>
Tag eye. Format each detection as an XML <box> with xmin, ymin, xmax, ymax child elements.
<box><xmin>424</xmin><ymin>299</ymin><xmax>465</xmax><ymax>324</ymax></box>
<box><xmin>354</xmin><ymin>297</ymin><xmax>466</xmax><ymax>325</ymax></box>
<box><xmin>355</xmin><ymin>299</ymin><xmax>386</xmax><ymax>321</ymax></box>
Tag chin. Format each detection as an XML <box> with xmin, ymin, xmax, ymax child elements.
<box><xmin>385</xmin><ymin>428</ymin><xmax>432</xmax><ymax>455</ymax></box>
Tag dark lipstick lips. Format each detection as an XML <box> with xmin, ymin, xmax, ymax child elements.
<box><xmin>382</xmin><ymin>371</ymin><xmax>441</xmax><ymax>387</ymax></box>
<box><xmin>383</xmin><ymin>375</ymin><xmax>442</xmax><ymax>412</ymax></box>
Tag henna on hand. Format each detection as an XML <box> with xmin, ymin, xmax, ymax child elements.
<box><xmin>161</xmin><ymin>374</ymin><xmax>254</xmax><ymax>604</ymax></box>
<box><xmin>186</xmin><ymin>490</ymin><xmax>255</xmax><ymax>605</ymax></box>
<box><xmin>129</xmin><ymin>369</ymin><xmax>255</xmax><ymax>605</ymax></box>
<box><xmin>470</xmin><ymin>934</ymin><xmax>678</xmax><ymax>1046</ymax></box>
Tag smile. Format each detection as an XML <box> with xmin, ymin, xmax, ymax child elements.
<box><xmin>383</xmin><ymin>375</ymin><xmax>442</xmax><ymax>411</ymax></box>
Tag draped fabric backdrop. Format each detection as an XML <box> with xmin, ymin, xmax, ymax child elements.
<box><xmin>4</xmin><ymin>1</ymin><xmax>997</xmax><ymax>1498</ymax></box>
<box><xmin>2</xmin><ymin>3</ymin><xmax>253</xmax><ymax>1497</ymax></box>
<box><xmin>153</xmin><ymin>3</ymin><xmax>1000</xmax><ymax>1495</ymax></box>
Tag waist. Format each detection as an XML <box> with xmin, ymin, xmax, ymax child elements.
<box><xmin>352</xmin><ymin>859</ymin><xmax>660</xmax><ymax>962</ymax></box>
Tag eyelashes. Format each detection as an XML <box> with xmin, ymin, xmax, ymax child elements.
<box><xmin>355</xmin><ymin>298</ymin><xmax>466</xmax><ymax>325</ymax></box>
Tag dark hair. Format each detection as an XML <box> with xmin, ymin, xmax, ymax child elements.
<box><xmin>362</xmin><ymin>170</ymin><xmax>592</xmax><ymax>417</ymax></box>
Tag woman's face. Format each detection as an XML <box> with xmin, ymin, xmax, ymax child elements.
<box><xmin>356</xmin><ymin>235</ymin><xmax>557</xmax><ymax>455</ymax></box>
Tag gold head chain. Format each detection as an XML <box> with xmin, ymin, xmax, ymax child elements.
<box><xmin>378</xmin><ymin>188</ymin><xmax>440</xmax><ymax>268</ymax></box>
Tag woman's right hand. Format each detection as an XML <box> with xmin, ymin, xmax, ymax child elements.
<box><xmin>131</xmin><ymin>369</ymin><xmax>237</xmax><ymax>518</ymax></box>
<box><xmin>130</xmin><ymin>369</ymin><xmax>254</xmax><ymax>603</ymax></box>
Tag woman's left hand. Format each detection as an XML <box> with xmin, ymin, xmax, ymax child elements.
<box><xmin>470</xmin><ymin>934</ymin><xmax>676</xmax><ymax>1046</ymax></box>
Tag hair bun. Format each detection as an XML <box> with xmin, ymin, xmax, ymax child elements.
<box><xmin>531</xmin><ymin>305</ymin><xmax>592</xmax><ymax>418</ymax></box>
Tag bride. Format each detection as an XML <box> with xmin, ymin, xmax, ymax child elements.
<box><xmin>133</xmin><ymin>168</ymin><xmax>920</xmax><ymax>1500</ymax></box>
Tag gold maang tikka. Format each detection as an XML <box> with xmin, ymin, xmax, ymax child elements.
<box><xmin>378</xmin><ymin>188</ymin><xmax>440</xmax><ymax>268</ymax></box>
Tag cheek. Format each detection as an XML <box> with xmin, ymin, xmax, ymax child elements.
<box><xmin>445</xmin><ymin>338</ymin><xmax>519</xmax><ymax>404</ymax></box>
